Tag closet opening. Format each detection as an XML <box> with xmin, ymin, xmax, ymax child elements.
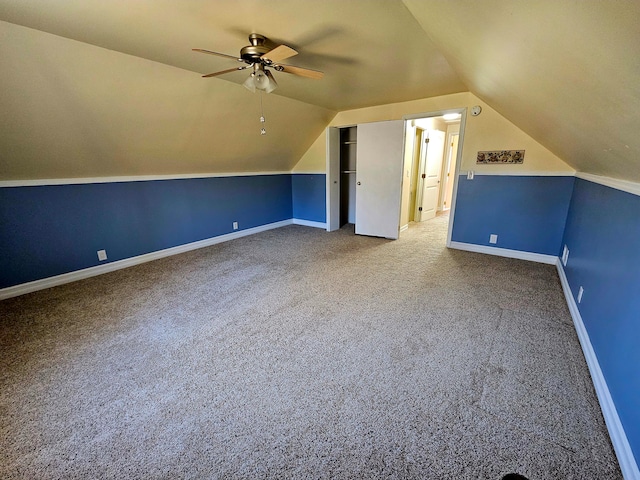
<box><xmin>339</xmin><ymin>126</ymin><xmax>357</xmax><ymax>228</ymax></box>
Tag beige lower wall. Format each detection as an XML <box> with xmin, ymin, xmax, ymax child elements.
<box><xmin>292</xmin><ymin>92</ymin><xmax>574</xmax><ymax>175</ymax></box>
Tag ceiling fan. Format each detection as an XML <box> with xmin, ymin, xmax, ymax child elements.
<box><xmin>193</xmin><ymin>33</ymin><xmax>324</xmax><ymax>94</ymax></box>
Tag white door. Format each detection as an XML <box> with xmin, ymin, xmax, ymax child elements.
<box><xmin>415</xmin><ymin>129</ymin><xmax>445</xmax><ymax>222</ymax></box>
<box><xmin>326</xmin><ymin>127</ymin><xmax>341</xmax><ymax>231</ymax></box>
<box><xmin>440</xmin><ymin>133</ymin><xmax>459</xmax><ymax>211</ymax></box>
<box><xmin>355</xmin><ymin>120</ymin><xmax>405</xmax><ymax>239</ymax></box>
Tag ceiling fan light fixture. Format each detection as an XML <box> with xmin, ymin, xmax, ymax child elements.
<box><xmin>242</xmin><ymin>67</ymin><xmax>278</xmax><ymax>94</ymax></box>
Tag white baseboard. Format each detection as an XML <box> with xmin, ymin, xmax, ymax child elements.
<box><xmin>556</xmin><ymin>261</ymin><xmax>640</xmax><ymax>480</ymax></box>
<box><xmin>0</xmin><ymin>219</ymin><xmax>293</xmax><ymax>301</ymax></box>
<box><xmin>448</xmin><ymin>241</ymin><xmax>557</xmax><ymax>264</ymax></box>
<box><xmin>292</xmin><ymin>218</ymin><xmax>327</xmax><ymax>229</ymax></box>
<box><xmin>400</xmin><ymin>224</ymin><xmax>409</xmax><ymax>233</ymax></box>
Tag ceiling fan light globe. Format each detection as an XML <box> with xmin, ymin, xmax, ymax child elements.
<box><xmin>254</xmin><ymin>70</ymin><xmax>269</xmax><ymax>90</ymax></box>
<box><xmin>243</xmin><ymin>74</ymin><xmax>257</xmax><ymax>93</ymax></box>
<box><xmin>264</xmin><ymin>70</ymin><xmax>278</xmax><ymax>93</ymax></box>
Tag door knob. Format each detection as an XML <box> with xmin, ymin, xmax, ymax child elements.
<box><xmin>357</xmin><ymin>181</ymin><xmax>361</xmax><ymax>185</ymax></box>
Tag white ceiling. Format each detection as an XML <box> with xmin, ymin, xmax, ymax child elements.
<box><xmin>1</xmin><ymin>0</ymin><xmax>639</xmax><ymax>181</ymax></box>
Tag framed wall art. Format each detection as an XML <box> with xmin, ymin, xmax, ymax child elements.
<box><xmin>476</xmin><ymin>150</ymin><xmax>525</xmax><ymax>164</ymax></box>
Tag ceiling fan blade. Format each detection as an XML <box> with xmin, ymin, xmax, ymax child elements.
<box><xmin>192</xmin><ymin>48</ymin><xmax>241</xmax><ymax>61</ymax></box>
<box><xmin>202</xmin><ymin>66</ymin><xmax>249</xmax><ymax>78</ymax></box>
<box><xmin>277</xmin><ymin>64</ymin><xmax>324</xmax><ymax>79</ymax></box>
<box><xmin>261</xmin><ymin>45</ymin><xmax>298</xmax><ymax>63</ymax></box>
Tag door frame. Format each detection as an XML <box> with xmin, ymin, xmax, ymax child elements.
<box><xmin>403</xmin><ymin>108</ymin><xmax>467</xmax><ymax>247</ymax></box>
<box><xmin>413</xmin><ymin>128</ymin><xmax>427</xmax><ymax>222</ymax></box>
<box><xmin>326</xmin><ymin>126</ymin><xmax>341</xmax><ymax>232</ymax></box>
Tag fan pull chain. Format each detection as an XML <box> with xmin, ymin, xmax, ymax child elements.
<box><xmin>259</xmin><ymin>91</ymin><xmax>266</xmax><ymax>136</ymax></box>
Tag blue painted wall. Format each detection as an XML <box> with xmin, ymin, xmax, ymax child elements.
<box><xmin>562</xmin><ymin>178</ymin><xmax>640</xmax><ymax>462</ymax></box>
<box><xmin>0</xmin><ymin>175</ymin><xmax>292</xmax><ymax>288</ymax></box>
<box><xmin>291</xmin><ymin>173</ymin><xmax>326</xmax><ymax>223</ymax></box>
<box><xmin>452</xmin><ymin>175</ymin><xmax>575</xmax><ymax>255</ymax></box>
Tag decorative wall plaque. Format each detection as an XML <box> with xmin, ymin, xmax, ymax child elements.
<box><xmin>476</xmin><ymin>150</ymin><xmax>525</xmax><ymax>164</ymax></box>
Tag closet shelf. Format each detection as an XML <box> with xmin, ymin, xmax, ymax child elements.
<box><xmin>341</xmin><ymin>170</ymin><xmax>356</xmax><ymax>174</ymax></box>
<box><xmin>342</xmin><ymin>141</ymin><xmax>357</xmax><ymax>145</ymax></box>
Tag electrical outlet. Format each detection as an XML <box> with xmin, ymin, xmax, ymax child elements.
<box><xmin>97</xmin><ymin>250</ymin><xmax>107</xmax><ymax>261</ymax></box>
<box><xmin>489</xmin><ymin>234</ymin><xmax>498</xmax><ymax>244</ymax></box>
<box><xmin>232</xmin><ymin>221</ymin><xmax>238</xmax><ymax>230</ymax></box>
<box><xmin>562</xmin><ymin>245</ymin><xmax>569</xmax><ymax>266</ymax></box>
<box><xmin>577</xmin><ymin>286</ymin><xmax>584</xmax><ymax>303</ymax></box>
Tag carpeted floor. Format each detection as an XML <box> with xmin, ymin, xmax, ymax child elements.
<box><xmin>0</xmin><ymin>215</ymin><xmax>622</xmax><ymax>479</ymax></box>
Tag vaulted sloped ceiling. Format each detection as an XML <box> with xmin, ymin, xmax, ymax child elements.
<box><xmin>0</xmin><ymin>0</ymin><xmax>466</xmax><ymax>180</ymax></box>
<box><xmin>0</xmin><ymin>20</ymin><xmax>335</xmax><ymax>179</ymax></box>
<box><xmin>1</xmin><ymin>1</ymin><xmax>639</xmax><ymax>182</ymax></box>
<box><xmin>0</xmin><ymin>0</ymin><xmax>465</xmax><ymax>112</ymax></box>
<box><xmin>404</xmin><ymin>0</ymin><xmax>640</xmax><ymax>182</ymax></box>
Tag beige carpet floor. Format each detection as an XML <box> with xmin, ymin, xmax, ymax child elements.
<box><xmin>0</xmin><ymin>215</ymin><xmax>621</xmax><ymax>479</ymax></box>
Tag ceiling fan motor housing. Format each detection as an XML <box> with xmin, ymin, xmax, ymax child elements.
<box><xmin>240</xmin><ymin>33</ymin><xmax>270</xmax><ymax>63</ymax></box>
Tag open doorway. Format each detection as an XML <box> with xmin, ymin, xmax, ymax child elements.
<box><xmin>400</xmin><ymin>111</ymin><xmax>463</xmax><ymax>241</ymax></box>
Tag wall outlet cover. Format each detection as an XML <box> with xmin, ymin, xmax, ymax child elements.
<box><xmin>489</xmin><ymin>234</ymin><xmax>498</xmax><ymax>244</ymax></box>
<box><xmin>577</xmin><ymin>286</ymin><xmax>584</xmax><ymax>303</ymax></box>
<box><xmin>232</xmin><ymin>222</ymin><xmax>239</xmax><ymax>230</ymax></box>
<box><xmin>97</xmin><ymin>250</ymin><xmax>107</xmax><ymax>261</ymax></box>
